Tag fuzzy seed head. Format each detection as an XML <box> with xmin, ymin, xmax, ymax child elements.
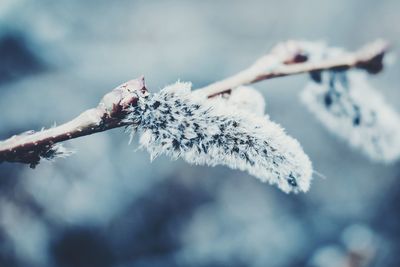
<box><xmin>127</xmin><ymin>82</ymin><xmax>313</xmax><ymax>193</ymax></box>
<box><xmin>301</xmin><ymin>70</ymin><xmax>400</xmax><ymax>162</ymax></box>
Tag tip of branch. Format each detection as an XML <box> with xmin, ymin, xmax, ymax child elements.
<box><xmin>101</xmin><ymin>76</ymin><xmax>149</xmax><ymax>115</ymax></box>
<box><xmin>356</xmin><ymin>39</ymin><xmax>390</xmax><ymax>74</ymax></box>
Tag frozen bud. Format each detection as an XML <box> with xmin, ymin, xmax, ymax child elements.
<box><xmin>270</xmin><ymin>40</ymin><xmax>311</xmax><ymax>64</ymax></box>
<box><xmin>99</xmin><ymin>77</ymin><xmax>149</xmax><ymax>115</ymax></box>
<box><xmin>301</xmin><ymin>70</ymin><xmax>400</xmax><ymax>162</ymax></box>
<box><xmin>127</xmin><ymin>82</ymin><xmax>313</xmax><ymax>193</ymax></box>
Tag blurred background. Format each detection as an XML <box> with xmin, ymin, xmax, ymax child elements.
<box><xmin>0</xmin><ymin>0</ymin><xmax>400</xmax><ymax>266</ymax></box>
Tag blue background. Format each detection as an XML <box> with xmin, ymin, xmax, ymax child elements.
<box><xmin>0</xmin><ymin>1</ymin><xmax>399</xmax><ymax>266</ymax></box>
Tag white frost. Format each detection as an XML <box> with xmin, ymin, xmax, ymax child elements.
<box><xmin>128</xmin><ymin>82</ymin><xmax>313</xmax><ymax>193</ymax></box>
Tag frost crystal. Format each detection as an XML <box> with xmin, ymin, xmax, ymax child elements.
<box><xmin>127</xmin><ymin>82</ymin><xmax>313</xmax><ymax>193</ymax></box>
<box><xmin>41</xmin><ymin>143</ymin><xmax>74</xmax><ymax>161</ymax></box>
<box><xmin>301</xmin><ymin>70</ymin><xmax>400</xmax><ymax>162</ymax></box>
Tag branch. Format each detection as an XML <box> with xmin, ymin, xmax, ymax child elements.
<box><xmin>195</xmin><ymin>39</ymin><xmax>389</xmax><ymax>98</ymax></box>
<box><xmin>0</xmin><ymin>77</ymin><xmax>148</xmax><ymax>167</ymax></box>
<box><xmin>0</xmin><ymin>40</ymin><xmax>390</xmax><ymax>167</ymax></box>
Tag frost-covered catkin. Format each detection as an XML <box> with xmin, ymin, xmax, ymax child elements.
<box><xmin>301</xmin><ymin>70</ymin><xmax>400</xmax><ymax>162</ymax></box>
<box><xmin>127</xmin><ymin>82</ymin><xmax>313</xmax><ymax>193</ymax></box>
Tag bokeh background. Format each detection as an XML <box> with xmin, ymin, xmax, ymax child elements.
<box><xmin>1</xmin><ymin>1</ymin><xmax>400</xmax><ymax>266</ymax></box>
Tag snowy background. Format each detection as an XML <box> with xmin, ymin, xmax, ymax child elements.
<box><xmin>0</xmin><ymin>1</ymin><xmax>400</xmax><ymax>266</ymax></box>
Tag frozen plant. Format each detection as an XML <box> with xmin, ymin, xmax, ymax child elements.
<box><xmin>0</xmin><ymin>39</ymin><xmax>393</xmax><ymax>194</ymax></box>
<box><xmin>126</xmin><ymin>82</ymin><xmax>313</xmax><ymax>193</ymax></box>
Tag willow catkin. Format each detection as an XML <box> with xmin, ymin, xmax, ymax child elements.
<box><xmin>126</xmin><ymin>82</ymin><xmax>313</xmax><ymax>193</ymax></box>
<box><xmin>301</xmin><ymin>70</ymin><xmax>400</xmax><ymax>162</ymax></box>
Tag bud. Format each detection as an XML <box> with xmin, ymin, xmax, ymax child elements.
<box><xmin>127</xmin><ymin>82</ymin><xmax>313</xmax><ymax>193</ymax></box>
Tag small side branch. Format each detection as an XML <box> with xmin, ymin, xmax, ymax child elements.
<box><xmin>196</xmin><ymin>40</ymin><xmax>388</xmax><ymax>98</ymax></box>
<box><xmin>0</xmin><ymin>40</ymin><xmax>390</xmax><ymax>167</ymax></box>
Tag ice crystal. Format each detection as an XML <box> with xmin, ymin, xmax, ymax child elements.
<box><xmin>127</xmin><ymin>82</ymin><xmax>313</xmax><ymax>193</ymax></box>
<box><xmin>41</xmin><ymin>143</ymin><xmax>74</xmax><ymax>161</ymax></box>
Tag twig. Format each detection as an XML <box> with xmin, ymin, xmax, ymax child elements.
<box><xmin>0</xmin><ymin>40</ymin><xmax>389</xmax><ymax>167</ymax></box>
<box><xmin>0</xmin><ymin>77</ymin><xmax>148</xmax><ymax>167</ymax></box>
<box><xmin>195</xmin><ymin>39</ymin><xmax>389</xmax><ymax>98</ymax></box>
